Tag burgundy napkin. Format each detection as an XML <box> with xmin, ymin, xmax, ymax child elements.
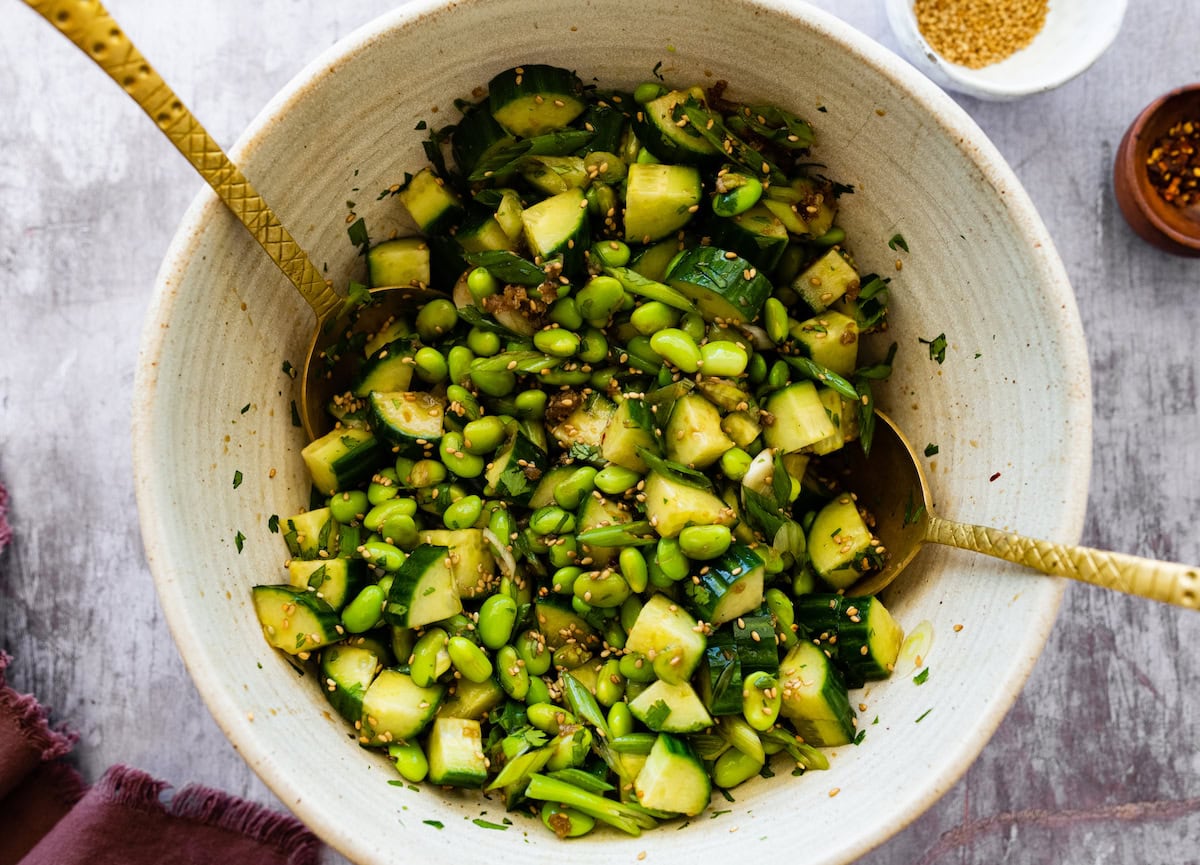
<box><xmin>0</xmin><ymin>485</ymin><xmax>322</xmax><ymax>865</ymax></box>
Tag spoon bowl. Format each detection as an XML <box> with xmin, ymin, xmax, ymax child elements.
<box><xmin>841</xmin><ymin>411</ymin><xmax>1200</xmax><ymax>609</ymax></box>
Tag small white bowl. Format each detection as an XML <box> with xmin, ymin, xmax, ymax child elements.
<box><xmin>885</xmin><ymin>0</ymin><xmax>1126</xmax><ymax>100</ymax></box>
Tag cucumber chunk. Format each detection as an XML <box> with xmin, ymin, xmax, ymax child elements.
<box><xmin>398</xmin><ymin>167</ymin><xmax>464</xmax><ymax>235</ymax></box>
<box><xmin>489</xmin><ymin>65</ymin><xmax>586</xmax><ymax>137</ymax></box>
<box><xmin>790</xmin><ymin>310</ymin><xmax>860</xmax><ymax>376</ymax></box>
<box><xmin>367</xmin><ymin>237</ymin><xmax>431</xmax><ymax>288</ymax></box>
<box><xmin>625</xmin><ymin>594</ymin><xmax>705</xmax><ymax>683</ymax></box>
<box><xmin>368</xmin><ymin>391</ymin><xmax>444</xmax><ymax>456</ymax></box>
<box><xmin>252</xmin><ymin>585</ymin><xmax>342</xmax><ymax>655</ymax></box>
<box><xmin>794</xmin><ymin>248</ymin><xmax>860</xmax><ymax>312</ymax></box>
<box><xmin>762</xmin><ymin>381</ymin><xmax>837</xmax><ymax>454</ymax></box>
<box><xmin>288</xmin><ymin>557</ymin><xmax>368</xmax><ymax>611</ymax></box>
<box><xmin>320</xmin><ymin>644</ymin><xmax>381</xmax><ymax>722</ymax></box>
<box><xmin>642</xmin><ymin>472</ymin><xmax>734</xmax><ymax>539</ymax></box>
<box><xmin>628</xmin><ymin>680</ymin><xmax>713</xmax><ymax>733</ymax></box>
<box><xmin>383</xmin><ymin>544</ymin><xmax>463</xmax><ymax>628</ymax></box>
<box><xmin>634</xmin><ymin>87</ymin><xmax>719</xmax><ymax>164</ymax></box>
<box><xmin>360</xmin><ymin>669</ymin><xmax>444</xmax><ymax>745</ymax></box>
<box><xmin>418</xmin><ymin>528</ymin><xmax>497</xmax><ymax>600</ymax></box>
<box><xmin>623</xmin><ymin>163</ymin><xmax>702</xmax><ymax>244</ymax></box>
<box><xmin>427</xmin><ymin>717</ymin><xmax>489</xmax><ymax>787</ymax></box>
<box><xmin>634</xmin><ymin>734</ymin><xmax>711</xmax><ymax>816</ymax></box>
<box><xmin>301</xmin><ymin>427</ymin><xmax>384</xmax><ymax>494</ymax></box>
<box><xmin>778</xmin><ymin>641</ymin><xmax>856</xmax><ymax>747</ymax></box>
<box><xmin>664</xmin><ymin>393</ymin><xmax>734</xmax><ymax>469</ymax></box>
<box><xmin>682</xmin><ymin>543</ymin><xmax>765</xmax><ymax>625</ymax></box>
<box><xmin>665</xmin><ymin>246</ymin><xmax>772</xmax><ymax>323</ymax></box>
<box><xmin>806</xmin><ymin>494</ymin><xmax>880</xmax><ymax>589</ymax></box>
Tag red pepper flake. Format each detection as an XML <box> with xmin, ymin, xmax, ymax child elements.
<box><xmin>1146</xmin><ymin>118</ymin><xmax>1200</xmax><ymax>209</ymax></box>
<box><xmin>989</xmin><ymin>471</ymin><xmax>1001</xmax><ymax>482</ymax></box>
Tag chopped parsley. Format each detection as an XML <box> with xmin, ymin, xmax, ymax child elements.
<box><xmin>347</xmin><ymin>216</ymin><xmax>369</xmax><ymax>249</ymax></box>
<box><xmin>240</xmin><ymin>403</ymin><xmax>251</xmax><ymax>414</ymax></box>
<box><xmin>887</xmin><ymin>233</ymin><xmax>909</xmax><ymax>253</ymax></box>
<box><xmin>472</xmin><ymin>818</ymin><xmax>509</xmax><ymax>830</ymax></box>
<box><xmin>423</xmin><ymin>820</ymin><xmax>444</xmax><ymax>829</ymax></box>
<box><xmin>919</xmin><ymin>332</ymin><xmax>948</xmax><ymax>364</ymax></box>
<box><xmin>234</xmin><ymin>530</ymin><xmax>246</xmax><ymax>553</ymax></box>
<box><xmin>913</xmin><ymin>667</ymin><xmax>930</xmax><ymax>685</ymax></box>
<box><xmin>644</xmin><ymin>699</ymin><xmax>671</xmax><ymax>729</ymax></box>
<box><xmin>290</xmin><ymin>399</ymin><xmax>302</xmax><ymax>428</ymax></box>
<box><xmin>915</xmin><ymin>708</ymin><xmax>933</xmax><ymax>723</ymax></box>
<box><xmin>651</xmin><ymin>60</ymin><xmax>665</xmax><ymax>81</ymax></box>
<box><xmin>924</xmin><ymin>443</ymin><xmax>939</xmax><ymax>457</ymax></box>
<box><xmin>268</xmin><ymin>514</ymin><xmax>280</xmax><ymax>534</ymax></box>
<box><xmin>281</xmin><ymin>359</ymin><xmax>295</xmax><ymax>378</ymax></box>
<box><xmin>232</xmin><ymin>470</ymin><xmax>243</xmax><ymax>489</ymax></box>
<box><xmin>853</xmin><ymin>729</ymin><xmax>867</xmax><ymax>745</ymax></box>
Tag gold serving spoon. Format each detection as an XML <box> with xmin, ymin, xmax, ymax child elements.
<box><xmin>26</xmin><ymin>0</ymin><xmax>439</xmax><ymax>440</ymax></box>
<box><xmin>840</xmin><ymin>411</ymin><xmax>1200</xmax><ymax>609</ymax></box>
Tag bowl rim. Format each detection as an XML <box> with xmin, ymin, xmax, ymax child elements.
<box><xmin>1116</xmin><ymin>84</ymin><xmax>1200</xmax><ymax>253</ymax></box>
<box><xmin>884</xmin><ymin>0</ymin><xmax>1127</xmax><ymax>100</ymax></box>
<box><xmin>132</xmin><ymin>0</ymin><xmax>1092</xmax><ymax>861</ymax></box>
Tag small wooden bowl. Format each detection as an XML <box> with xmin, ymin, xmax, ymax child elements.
<box><xmin>1113</xmin><ymin>85</ymin><xmax>1200</xmax><ymax>257</ymax></box>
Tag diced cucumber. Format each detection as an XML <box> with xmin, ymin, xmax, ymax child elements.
<box><xmin>721</xmin><ymin>410</ymin><xmax>762</xmax><ymax>448</ymax></box>
<box><xmin>548</xmin><ymin>391</ymin><xmax>615</xmax><ymax>451</ymax></box>
<box><xmin>320</xmin><ymin>644</ymin><xmax>380</xmax><ymax>722</ymax></box>
<box><xmin>366</xmin><ymin>237</ymin><xmax>431</xmax><ymax>288</ymax></box>
<box><xmin>763</xmin><ymin>176</ymin><xmax>837</xmax><ymax>238</ymax></box>
<box><xmin>664</xmin><ymin>393</ymin><xmax>734</xmax><ymax>469</ymax></box>
<box><xmin>623</xmin><ymin>163</ymin><xmax>702</xmax><ymax>244</ymax></box>
<box><xmin>634</xmin><ymin>734</ymin><xmax>711</xmax><ymax>816</ymax></box>
<box><xmin>352</xmin><ymin>338</ymin><xmax>415</xmax><ymax>397</ymax></box>
<box><xmin>383</xmin><ymin>544</ymin><xmax>462</xmax><ymax>628</ymax></box>
<box><xmin>625</xmin><ymin>594</ymin><xmax>705</xmax><ymax>684</ymax></box>
<box><xmin>642</xmin><ymin>472</ymin><xmax>734</xmax><ymax>539</ymax></box>
<box><xmin>576</xmin><ymin>494</ymin><xmax>634</xmax><ymax>567</ymax></box>
<box><xmin>698</xmin><ymin>629</ymin><xmax>743</xmax><ymax>716</ymax></box>
<box><xmin>363</xmin><ymin>318</ymin><xmax>411</xmax><ymax>361</ymax></box>
<box><xmin>456</xmin><ymin>209</ymin><xmax>515</xmax><ymax>253</ymax></box>
<box><xmin>807</xmin><ymin>494</ymin><xmax>880</xmax><ymax>589</ymax></box>
<box><xmin>360</xmin><ymin>669</ymin><xmax>444</xmax><ymax>745</ymax></box>
<box><xmin>529</xmin><ymin>465</ymin><xmax>577</xmax><ymax>509</ymax></box>
<box><xmin>708</xmin><ymin>204</ymin><xmax>789</xmax><ymax>273</ymax></box>
<box><xmin>301</xmin><ymin>427</ymin><xmax>384</xmax><ymax>494</ymax></box>
<box><xmin>451</xmin><ymin>103</ymin><xmax>516</xmax><ymax>177</ymax></box>
<box><xmin>633</xmin><ymin>87</ymin><xmax>719</xmax><ymax>164</ymax></box>
<box><xmin>398</xmin><ymin>167</ymin><xmax>464</xmax><ymax>235</ymax></box>
<box><xmin>600</xmin><ymin>397</ymin><xmax>659</xmax><ymax>472</ymax></box>
<box><xmin>493</xmin><ymin>188</ymin><xmax>525</xmax><ymax>244</ymax></box>
<box><xmin>418</xmin><ymin>529</ymin><xmax>497</xmax><ymax>600</ymax></box>
<box><xmin>789</xmin><ymin>310</ymin><xmax>860</xmax><ymax>376</ymax></box>
<box><xmin>794</xmin><ymin>594</ymin><xmax>904</xmax><ymax>687</ymax></box>
<box><xmin>793</xmin><ymin>248</ymin><xmax>860</xmax><ymax>312</ymax></box>
<box><xmin>437</xmin><ymin>677</ymin><xmax>505</xmax><ymax>721</ymax></box>
<box><xmin>628</xmin><ymin>680</ymin><xmax>713</xmax><ymax>734</ymax></box>
<box><xmin>521</xmin><ymin>188</ymin><xmax>589</xmax><ymax>277</ymax></box>
<box><xmin>762</xmin><ymin>381</ymin><xmax>836</xmax><ymax>454</ymax></box>
<box><xmin>805</xmin><ymin>387</ymin><xmax>856</xmax><ymax>457</ymax></box>
<box><xmin>368</xmin><ymin>391</ymin><xmax>444</xmax><ymax>457</ymax></box>
<box><xmin>488</xmin><ymin>65</ymin><xmax>586</xmax><ymax>137</ymax></box>
<box><xmin>535</xmin><ymin>597</ymin><xmax>600</xmax><ymax>650</ymax></box>
<box><xmin>427</xmin><ymin>717</ymin><xmax>489</xmax><ymax>787</ymax></box>
<box><xmin>252</xmin><ymin>585</ymin><xmax>342</xmax><ymax>655</ymax></box>
<box><xmin>484</xmin><ymin>423</ymin><xmax>548</xmax><ymax>506</ymax></box>
<box><xmin>283</xmin><ymin>507</ymin><xmax>334</xmax><ymax>560</ymax></box>
<box><xmin>732</xmin><ymin>612</ymin><xmax>779</xmax><ymax>675</ymax></box>
<box><xmin>777</xmin><ymin>641</ymin><xmax>856</xmax><ymax>747</ymax></box>
<box><xmin>682</xmin><ymin>543</ymin><xmax>765</xmax><ymax>625</ymax></box>
<box><xmin>519</xmin><ymin>155</ymin><xmax>589</xmax><ymax>195</ymax></box>
<box><xmin>629</xmin><ymin>238</ymin><xmax>685</xmax><ymax>283</ymax></box>
<box><xmin>665</xmin><ymin>246</ymin><xmax>772</xmax><ymax>323</ymax></box>
<box><xmin>288</xmin><ymin>557</ymin><xmax>368</xmax><ymax>611</ymax></box>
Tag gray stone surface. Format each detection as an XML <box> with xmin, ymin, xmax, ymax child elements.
<box><xmin>1</xmin><ymin>2</ymin><xmax>1197</xmax><ymax>863</ymax></box>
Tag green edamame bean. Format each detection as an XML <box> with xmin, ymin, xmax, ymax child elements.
<box><xmin>619</xmin><ymin>595</ymin><xmax>643</xmax><ymax>635</ymax></box>
<box><xmin>533</xmin><ymin>328</ymin><xmax>581</xmax><ymax>357</ymax></box>
<box><xmin>467</xmin><ymin>326</ymin><xmax>502</xmax><ymax>357</ymax></box>
<box><xmin>389</xmin><ymin>742</ymin><xmax>429</xmax><ymax>783</ymax></box>
<box><xmin>792</xmin><ymin>565</ymin><xmax>816</xmax><ymax>597</ymax></box>
<box><xmin>618</xmin><ymin>547</ymin><xmax>648</xmax><ymax>593</ymax></box>
<box><xmin>391</xmin><ymin>626</ymin><xmax>415</xmax><ymax>663</ymax></box>
<box><xmin>589</xmin><ymin>367</ymin><xmax>617</xmax><ymax>390</ymax></box>
<box><xmin>552</xmin><ymin>566</ymin><xmax>583</xmax><ymax>594</ymax></box>
<box><xmin>478</xmin><ymin>595</ymin><xmax>518</xmax><ymax>650</ymax></box>
<box><xmin>394</xmin><ymin>455</ymin><xmax>416</xmax><ymax>482</ymax></box>
<box><xmin>576</xmin><ymin>275</ymin><xmax>625</xmax><ymax>322</ymax></box>
<box><xmin>591</xmin><ymin>239</ymin><xmax>631</xmax><ymax>268</ymax></box>
<box><xmin>541</xmin><ymin>802</ymin><xmax>595</xmax><ymax>838</ymax></box>
<box><xmin>763</xmin><ymin>297</ymin><xmax>789</xmax><ymax>344</ymax></box>
<box><xmin>748</xmin><ymin>352</ymin><xmax>768</xmax><ymax>384</ymax></box>
<box><xmin>380</xmin><ymin>513</ymin><xmax>419</xmax><ymax>549</ymax></box>
<box><xmin>530</xmin><ymin>506</ymin><xmax>576</xmax><ymax>536</ymax></box>
<box><xmin>584</xmin><ymin>151</ymin><xmax>627</xmax><ymax>184</ymax></box>
<box><xmin>713</xmin><ymin>747</ymin><xmax>765</xmax><ymax>789</ymax></box>
<box><xmin>594</xmin><ymin>464</ymin><xmax>642</xmax><ymax>495</ymax></box>
<box><xmin>741</xmin><ymin>671</ymin><xmax>782</xmax><ymax>731</ymax></box>
<box><xmin>516</xmin><ymin>630</ymin><xmax>552</xmax><ymax>677</ymax></box>
<box><xmin>439</xmin><ymin>432</ymin><xmax>485</xmax><ymax>479</ymax></box>
<box><xmin>653</xmin><ymin>537</ymin><xmax>690</xmax><ymax>581</ymax></box>
<box><xmin>471</xmin><ymin>368</ymin><xmax>517</xmax><ymax>397</ymax></box>
<box><xmin>410</xmin><ymin>628</ymin><xmax>450</xmax><ymax>687</ymax></box>
<box><xmin>442</xmin><ymin>494</ymin><xmax>483</xmax><ymax>530</ymax></box>
<box><xmin>367</xmin><ymin>468</ymin><xmax>401</xmax><ymax>505</ymax></box>
<box><xmin>447</xmin><ymin>345</ymin><xmax>475</xmax><ymax>386</ymax></box>
<box><xmin>764</xmin><ymin>588</ymin><xmax>798</xmax><ymax>649</ymax></box>
<box><xmin>549</xmin><ymin>297</ymin><xmax>584</xmax><ymax>331</ymax></box>
<box><xmin>527</xmin><ymin>702</ymin><xmax>576</xmax><ymax>735</ymax></box>
<box><xmin>699</xmin><ymin>340</ymin><xmax>749</xmax><ymax>377</ymax></box>
<box><xmin>488</xmin><ymin>507</ymin><xmax>516</xmax><ymax>549</ymax></box>
<box><xmin>462</xmin><ymin>416</ymin><xmax>506</xmax><ymax>455</ymax></box>
<box><xmin>416</xmin><ymin>298</ymin><xmax>458</xmax><ymax>342</ymax></box>
<box><xmin>678</xmin><ymin>524</ymin><xmax>733</xmax><ymax>560</ymax></box>
<box><xmin>767</xmin><ymin>359</ymin><xmax>791</xmax><ymax>389</ymax></box>
<box><xmin>573</xmin><ymin>569</ymin><xmax>631</xmax><ymax>608</ymax></box>
<box><xmin>631</xmin><ymin>301</ymin><xmax>680</xmax><ymax>336</ymax></box>
<box><xmin>680</xmin><ymin>311</ymin><xmax>706</xmax><ymax>342</ymax></box>
<box><xmin>720</xmin><ymin>447</ymin><xmax>753</xmax><ymax>481</ymax></box>
<box><xmin>594</xmin><ymin>659</ymin><xmax>625</xmax><ymax>707</ymax></box>
<box><xmin>603</xmin><ymin>617</ymin><xmax>627</xmax><ymax>651</ymax></box>
<box><xmin>408</xmin><ymin>459</ymin><xmax>447</xmax><ymax>489</ymax></box>
<box><xmin>467</xmin><ymin>266</ymin><xmax>498</xmax><ymax>301</ymax></box>
<box><xmin>525</xmin><ymin>675</ymin><xmax>551</xmax><ymax>706</ymax></box>
<box><xmin>414</xmin><ymin>347</ymin><xmax>448</xmax><ymax>384</ymax></box>
<box><xmin>577</xmin><ymin>328</ymin><xmax>609</xmax><ymax>364</ymax></box>
<box><xmin>552</xmin><ymin>642</ymin><xmax>592</xmax><ymax>670</ymax></box>
<box><xmin>634</xmin><ymin>81</ymin><xmax>668</xmax><ymax>103</ymax></box>
<box><xmin>447</xmin><ymin>385</ymin><xmax>481</xmax><ymax>422</ymax></box>
<box><xmin>514</xmin><ymin>389</ymin><xmax>548</xmax><ymax>419</ymax></box>
<box><xmin>341</xmin><ymin>584</ymin><xmax>385</xmax><ymax>633</ymax></box>
<box><xmin>329</xmin><ymin>489</ymin><xmax>369</xmax><ymax>524</ymax></box>
<box><xmin>607</xmin><ymin>701</ymin><xmax>634</xmax><ymax>738</ymax></box>
<box><xmin>547</xmin><ymin>726</ymin><xmax>593</xmax><ymax>772</ymax></box>
<box><xmin>625</xmin><ymin>335</ymin><xmax>662</xmax><ymax>372</ymax></box>
<box><xmin>712</xmin><ymin>170</ymin><xmax>764</xmax><ymax>217</ymax></box>
<box><xmin>554</xmin><ymin>466</ymin><xmax>598</xmax><ymax>510</ymax></box>
<box><xmin>363</xmin><ymin>497</ymin><xmax>415</xmax><ymax>532</ymax></box>
<box><xmin>547</xmin><ymin>535</ymin><xmax>578</xmax><ymax>568</ymax></box>
<box><xmin>617</xmin><ymin>651</ymin><xmax>656</xmax><ymax>682</ymax></box>
<box><xmin>447</xmin><ymin>635</ymin><xmax>493</xmax><ymax>683</ymax></box>
<box><xmin>649</xmin><ymin>328</ymin><xmax>701</xmax><ymax>373</ymax></box>
<box><xmin>585</xmin><ymin>182</ymin><xmax>618</xmax><ymax>221</ymax></box>
<box><xmin>496</xmin><ymin>645</ymin><xmax>530</xmax><ymax>700</ymax></box>
<box><xmin>362</xmin><ymin>540</ymin><xmax>405</xmax><ymax>572</ymax></box>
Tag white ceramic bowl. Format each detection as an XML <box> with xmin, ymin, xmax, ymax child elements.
<box><xmin>885</xmin><ymin>0</ymin><xmax>1126</xmax><ymax>100</ymax></box>
<box><xmin>133</xmin><ymin>1</ymin><xmax>1092</xmax><ymax>863</ymax></box>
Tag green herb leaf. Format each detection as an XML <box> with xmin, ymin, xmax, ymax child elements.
<box><xmin>281</xmin><ymin>359</ymin><xmax>296</xmax><ymax>378</ymax></box>
<box><xmin>240</xmin><ymin>403</ymin><xmax>250</xmax><ymax>414</ymax></box>
<box><xmin>644</xmin><ymin>699</ymin><xmax>671</xmax><ymax>729</ymax></box>
<box><xmin>887</xmin><ymin>233</ymin><xmax>909</xmax><ymax>253</ymax></box>
<box><xmin>915</xmin><ymin>708</ymin><xmax>932</xmax><ymax>723</ymax></box>
<box><xmin>467</xmin><ymin>129</ymin><xmax>595</xmax><ymax>181</ymax></box>
<box><xmin>423</xmin><ymin>820</ymin><xmax>444</xmax><ymax>829</ymax></box>
<box><xmin>347</xmin><ymin>217</ymin><xmax>368</xmax><ymax>250</ymax></box>
<box><xmin>232</xmin><ymin>470</ymin><xmax>243</xmax><ymax>489</ymax></box>
<box><xmin>234</xmin><ymin>530</ymin><xmax>246</xmax><ymax>553</ymax></box>
<box><xmin>913</xmin><ymin>667</ymin><xmax>930</xmax><ymax>685</ymax></box>
<box><xmin>472</xmin><ymin>818</ymin><xmax>509</xmax><ymax>830</ymax></box>
<box><xmin>268</xmin><ymin>514</ymin><xmax>280</xmax><ymax>534</ymax></box>
<box><xmin>462</xmin><ymin>250</ymin><xmax>548</xmax><ymax>286</ymax></box>
<box><xmin>289</xmin><ymin>400</ymin><xmax>302</xmax><ymax>428</ymax></box>
<box><xmin>568</xmin><ymin>442</ymin><xmax>605</xmax><ymax>465</ymax></box>
<box><xmin>919</xmin><ymin>332</ymin><xmax>948</xmax><ymax>364</ymax></box>
<box><xmin>853</xmin><ymin>729</ymin><xmax>867</xmax><ymax>745</ymax></box>
<box><xmin>636</xmin><ymin>447</ymin><xmax>714</xmax><ymax>491</ymax></box>
<box><xmin>651</xmin><ymin>60</ymin><xmax>665</xmax><ymax>81</ymax></box>
<box><xmin>924</xmin><ymin>443</ymin><xmax>939</xmax><ymax>457</ymax></box>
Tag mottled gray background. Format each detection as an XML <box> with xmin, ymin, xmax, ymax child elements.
<box><xmin>2</xmin><ymin>2</ymin><xmax>1198</xmax><ymax>863</ymax></box>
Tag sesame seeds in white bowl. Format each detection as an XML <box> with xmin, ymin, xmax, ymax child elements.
<box><xmin>885</xmin><ymin>0</ymin><xmax>1127</xmax><ymax>100</ymax></box>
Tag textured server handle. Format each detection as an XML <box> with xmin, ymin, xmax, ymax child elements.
<box><xmin>926</xmin><ymin>516</ymin><xmax>1200</xmax><ymax>609</ymax></box>
<box><xmin>26</xmin><ymin>0</ymin><xmax>340</xmax><ymax>321</ymax></box>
